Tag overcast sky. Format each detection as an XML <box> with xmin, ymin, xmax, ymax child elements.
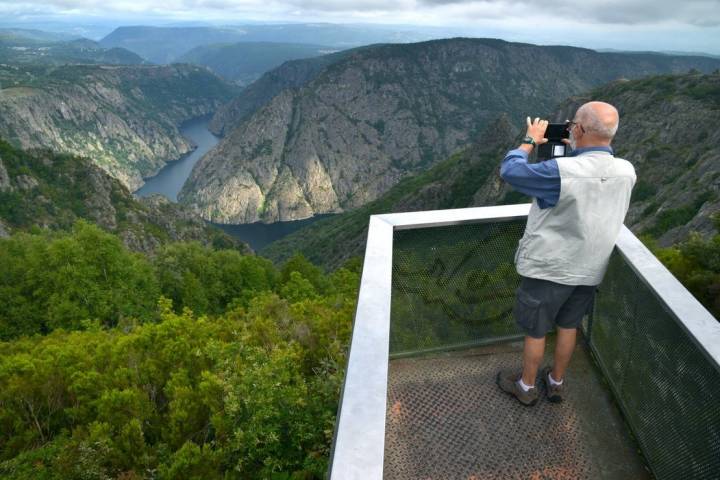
<box><xmin>2</xmin><ymin>0</ymin><xmax>720</xmax><ymax>54</ymax></box>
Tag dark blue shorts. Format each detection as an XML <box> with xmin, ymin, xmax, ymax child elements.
<box><xmin>513</xmin><ymin>275</ymin><xmax>597</xmax><ymax>339</ymax></box>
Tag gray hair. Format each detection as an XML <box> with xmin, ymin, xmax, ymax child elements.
<box><xmin>576</xmin><ymin>103</ymin><xmax>619</xmax><ymax>140</ymax></box>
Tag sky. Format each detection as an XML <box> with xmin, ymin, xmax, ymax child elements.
<box><xmin>2</xmin><ymin>0</ymin><xmax>719</xmax><ymax>55</ymax></box>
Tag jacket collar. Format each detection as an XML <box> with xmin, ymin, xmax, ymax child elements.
<box><xmin>568</xmin><ymin>146</ymin><xmax>614</xmax><ymax>156</ymax></box>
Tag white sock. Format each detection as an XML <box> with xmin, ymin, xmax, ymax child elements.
<box><xmin>517</xmin><ymin>378</ymin><xmax>535</xmax><ymax>392</ymax></box>
<box><xmin>548</xmin><ymin>372</ymin><xmax>564</xmax><ymax>386</ymax></box>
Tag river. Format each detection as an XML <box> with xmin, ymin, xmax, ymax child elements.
<box><xmin>134</xmin><ymin>115</ymin><xmax>218</xmax><ymax>202</ymax></box>
<box><xmin>134</xmin><ymin>115</ymin><xmax>335</xmax><ymax>251</ymax></box>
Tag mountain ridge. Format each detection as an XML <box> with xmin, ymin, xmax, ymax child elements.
<box><xmin>181</xmin><ymin>37</ymin><xmax>720</xmax><ymax>224</ymax></box>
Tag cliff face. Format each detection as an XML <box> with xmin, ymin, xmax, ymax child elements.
<box><xmin>0</xmin><ymin>63</ymin><xmax>236</xmax><ymax>190</ymax></box>
<box><xmin>259</xmin><ymin>72</ymin><xmax>720</xmax><ymax>270</ymax></box>
<box><xmin>0</xmin><ymin>139</ymin><xmax>250</xmax><ymax>255</ymax></box>
<box><xmin>257</xmin><ymin>115</ymin><xmax>521</xmax><ymax>271</ymax></box>
<box><xmin>181</xmin><ymin>38</ymin><xmax>720</xmax><ymax>224</ymax></box>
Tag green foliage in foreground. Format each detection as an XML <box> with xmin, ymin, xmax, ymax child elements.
<box><xmin>0</xmin><ymin>222</ymin><xmax>360</xmax><ymax>478</ymax></box>
<box><xmin>647</xmin><ymin>215</ymin><xmax>720</xmax><ymax>320</ymax></box>
<box><xmin>0</xmin><ymin>221</ymin><xmax>273</xmax><ymax>341</ymax></box>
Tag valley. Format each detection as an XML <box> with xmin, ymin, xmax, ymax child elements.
<box><xmin>0</xmin><ymin>13</ymin><xmax>718</xmax><ymax>479</ymax></box>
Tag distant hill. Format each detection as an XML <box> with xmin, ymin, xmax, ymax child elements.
<box><xmin>0</xmin><ymin>139</ymin><xmax>249</xmax><ymax>255</ymax></box>
<box><xmin>0</xmin><ymin>63</ymin><xmax>237</xmax><ymax>190</ymax></box>
<box><xmin>597</xmin><ymin>48</ymin><xmax>720</xmax><ymax>60</ymax></box>
<box><xmin>180</xmin><ymin>37</ymin><xmax>720</xmax><ymax>224</ymax></box>
<box><xmin>259</xmin><ymin>72</ymin><xmax>720</xmax><ymax>271</ymax></box>
<box><xmin>177</xmin><ymin>41</ymin><xmax>339</xmax><ymax>85</ymax></box>
<box><xmin>99</xmin><ymin>24</ymin><xmax>434</xmax><ymax>64</ymax></box>
<box><xmin>0</xmin><ymin>28</ymin><xmax>80</xmax><ymax>43</ymax></box>
<box><xmin>0</xmin><ymin>37</ymin><xmax>145</xmax><ymax>65</ymax></box>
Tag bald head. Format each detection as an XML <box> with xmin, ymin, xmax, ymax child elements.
<box><xmin>575</xmin><ymin>101</ymin><xmax>619</xmax><ymax>142</ymax></box>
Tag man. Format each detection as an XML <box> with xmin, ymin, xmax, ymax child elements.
<box><xmin>496</xmin><ymin>101</ymin><xmax>636</xmax><ymax>406</ymax></box>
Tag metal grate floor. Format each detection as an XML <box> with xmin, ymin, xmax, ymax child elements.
<box><xmin>384</xmin><ymin>340</ymin><xmax>652</xmax><ymax>480</ymax></box>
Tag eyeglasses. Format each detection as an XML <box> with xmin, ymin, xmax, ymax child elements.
<box><xmin>567</xmin><ymin>121</ymin><xmax>585</xmax><ymax>134</ymax></box>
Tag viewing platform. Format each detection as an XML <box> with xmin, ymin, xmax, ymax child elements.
<box><xmin>329</xmin><ymin>204</ymin><xmax>720</xmax><ymax>480</ymax></box>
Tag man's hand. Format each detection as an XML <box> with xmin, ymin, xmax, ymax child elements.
<box><xmin>518</xmin><ymin>117</ymin><xmax>549</xmax><ymax>154</ymax></box>
<box><xmin>526</xmin><ymin>117</ymin><xmax>549</xmax><ymax>145</ymax></box>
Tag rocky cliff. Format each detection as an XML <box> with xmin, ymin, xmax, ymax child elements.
<box><xmin>0</xmin><ymin>139</ymin><xmax>250</xmax><ymax>255</ymax></box>
<box><xmin>259</xmin><ymin>72</ymin><xmax>720</xmax><ymax>270</ymax></box>
<box><xmin>181</xmin><ymin>38</ymin><xmax>720</xmax><ymax>224</ymax></box>
<box><xmin>259</xmin><ymin>115</ymin><xmax>522</xmax><ymax>270</ymax></box>
<box><xmin>0</xmin><ymin>63</ymin><xmax>237</xmax><ymax>190</ymax></box>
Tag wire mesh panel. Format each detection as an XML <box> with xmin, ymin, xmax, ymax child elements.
<box><xmin>390</xmin><ymin>220</ymin><xmax>526</xmax><ymax>355</ymax></box>
<box><xmin>592</xmin><ymin>250</ymin><xmax>720</xmax><ymax>480</ymax></box>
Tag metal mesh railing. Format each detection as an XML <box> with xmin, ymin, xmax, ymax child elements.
<box><xmin>590</xmin><ymin>250</ymin><xmax>720</xmax><ymax>480</ymax></box>
<box><xmin>390</xmin><ymin>220</ymin><xmax>526</xmax><ymax>355</ymax></box>
<box><xmin>389</xmin><ymin>218</ymin><xmax>720</xmax><ymax>479</ymax></box>
<box><xmin>330</xmin><ymin>205</ymin><xmax>720</xmax><ymax>480</ymax></box>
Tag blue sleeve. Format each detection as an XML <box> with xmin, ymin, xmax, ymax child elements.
<box><xmin>499</xmin><ymin>148</ymin><xmax>561</xmax><ymax>209</ymax></box>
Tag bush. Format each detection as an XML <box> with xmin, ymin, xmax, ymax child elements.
<box><xmin>650</xmin><ymin>215</ymin><xmax>720</xmax><ymax>319</ymax></box>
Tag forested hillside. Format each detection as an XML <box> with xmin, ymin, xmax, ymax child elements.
<box><xmin>0</xmin><ymin>140</ymin><xmax>247</xmax><ymax>254</ymax></box>
<box><xmin>181</xmin><ymin>37</ymin><xmax>720</xmax><ymax>224</ymax></box>
<box><xmin>0</xmin><ymin>223</ymin><xmax>360</xmax><ymax>478</ymax></box>
<box><xmin>651</xmin><ymin>215</ymin><xmax>720</xmax><ymax>319</ymax></box>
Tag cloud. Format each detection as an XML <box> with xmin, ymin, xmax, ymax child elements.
<box><xmin>2</xmin><ymin>0</ymin><xmax>720</xmax><ymax>26</ymax></box>
<box><xmin>415</xmin><ymin>0</ymin><xmax>720</xmax><ymax>27</ymax></box>
<box><xmin>1</xmin><ymin>0</ymin><xmax>719</xmax><ymax>54</ymax></box>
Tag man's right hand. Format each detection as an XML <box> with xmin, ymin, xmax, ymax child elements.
<box><xmin>526</xmin><ymin>117</ymin><xmax>549</xmax><ymax>146</ymax></box>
